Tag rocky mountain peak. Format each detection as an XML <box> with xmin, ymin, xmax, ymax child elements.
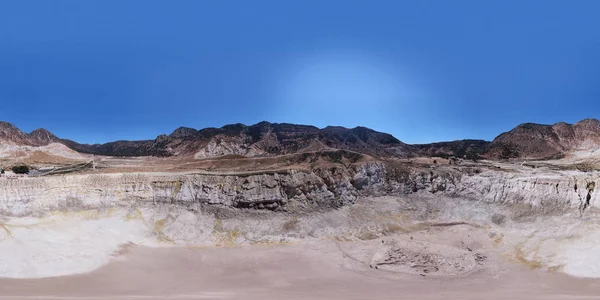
<box><xmin>574</xmin><ymin>118</ymin><xmax>600</xmax><ymax>130</ymax></box>
<box><xmin>0</xmin><ymin>121</ymin><xmax>24</xmax><ymax>135</ymax></box>
<box><xmin>169</xmin><ymin>127</ymin><xmax>198</xmax><ymax>139</ymax></box>
<box><xmin>0</xmin><ymin>121</ymin><xmax>29</xmax><ymax>144</ymax></box>
<box><xmin>28</xmin><ymin>128</ymin><xmax>60</xmax><ymax>146</ymax></box>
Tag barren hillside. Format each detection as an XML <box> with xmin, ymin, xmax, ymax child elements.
<box><xmin>2</xmin><ymin>119</ymin><xmax>600</xmax><ymax>163</ymax></box>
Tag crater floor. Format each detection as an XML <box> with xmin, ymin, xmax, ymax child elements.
<box><xmin>0</xmin><ymin>226</ymin><xmax>598</xmax><ymax>300</ymax></box>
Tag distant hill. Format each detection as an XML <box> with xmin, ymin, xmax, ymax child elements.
<box><xmin>410</xmin><ymin>140</ymin><xmax>490</xmax><ymax>160</ymax></box>
<box><xmin>61</xmin><ymin>121</ymin><xmax>412</xmax><ymax>158</ymax></box>
<box><xmin>2</xmin><ymin>119</ymin><xmax>599</xmax><ymax>160</ymax></box>
<box><xmin>0</xmin><ymin>122</ymin><xmax>60</xmax><ymax>146</ymax></box>
<box><xmin>487</xmin><ymin>119</ymin><xmax>600</xmax><ymax>159</ymax></box>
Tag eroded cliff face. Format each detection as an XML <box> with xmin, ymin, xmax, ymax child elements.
<box><xmin>459</xmin><ymin>171</ymin><xmax>598</xmax><ymax>213</ymax></box>
<box><xmin>0</xmin><ymin>162</ymin><xmax>597</xmax><ymax>217</ymax></box>
<box><xmin>0</xmin><ymin>170</ymin><xmax>340</xmax><ymax>216</ymax></box>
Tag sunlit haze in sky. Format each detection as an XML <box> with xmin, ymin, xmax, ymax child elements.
<box><xmin>1</xmin><ymin>0</ymin><xmax>599</xmax><ymax>144</ymax></box>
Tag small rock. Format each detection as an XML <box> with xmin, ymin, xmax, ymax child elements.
<box><xmin>491</xmin><ymin>213</ymin><xmax>506</xmax><ymax>225</ymax></box>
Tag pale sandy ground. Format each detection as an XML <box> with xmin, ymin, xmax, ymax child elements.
<box><xmin>1</xmin><ymin>225</ymin><xmax>599</xmax><ymax>300</ymax></box>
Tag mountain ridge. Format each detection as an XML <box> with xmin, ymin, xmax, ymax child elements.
<box><xmin>1</xmin><ymin>119</ymin><xmax>599</xmax><ymax>160</ymax></box>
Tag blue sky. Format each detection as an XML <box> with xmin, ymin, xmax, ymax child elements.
<box><xmin>0</xmin><ymin>0</ymin><xmax>598</xmax><ymax>144</ymax></box>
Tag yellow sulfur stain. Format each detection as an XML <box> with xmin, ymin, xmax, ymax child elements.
<box><xmin>355</xmin><ymin>229</ymin><xmax>379</xmax><ymax>241</ymax></box>
<box><xmin>249</xmin><ymin>239</ymin><xmax>292</xmax><ymax>246</ymax></box>
<box><xmin>214</xmin><ymin>230</ymin><xmax>242</xmax><ymax>247</ymax></box>
<box><xmin>513</xmin><ymin>240</ymin><xmax>544</xmax><ymax>269</ymax></box>
<box><xmin>374</xmin><ymin>212</ymin><xmax>407</xmax><ymax>223</ymax></box>
<box><xmin>331</xmin><ymin>235</ymin><xmax>353</xmax><ymax>242</ymax></box>
<box><xmin>494</xmin><ymin>233</ymin><xmax>505</xmax><ymax>246</ymax></box>
<box><xmin>172</xmin><ymin>180</ymin><xmax>182</xmax><ymax>198</ymax></box>
<box><xmin>153</xmin><ymin>217</ymin><xmax>174</xmax><ymax>244</ymax></box>
<box><xmin>48</xmin><ymin>209</ymin><xmax>116</xmax><ymax>220</ymax></box>
<box><xmin>211</xmin><ymin>219</ymin><xmax>250</xmax><ymax>247</ymax></box>
<box><xmin>126</xmin><ymin>208</ymin><xmax>144</xmax><ymax>221</ymax></box>
<box><xmin>0</xmin><ymin>224</ymin><xmax>12</xmax><ymax>239</ymax></box>
<box><xmin>213</xmin><ymin>219</ymin><xmax>223</xmax><ymax>232</ymax></box>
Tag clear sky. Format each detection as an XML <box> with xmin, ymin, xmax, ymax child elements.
<box><xmin>1</xmin><ymin>0</ymin><xmax>598</xmax><ymax>144</ymax></box>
